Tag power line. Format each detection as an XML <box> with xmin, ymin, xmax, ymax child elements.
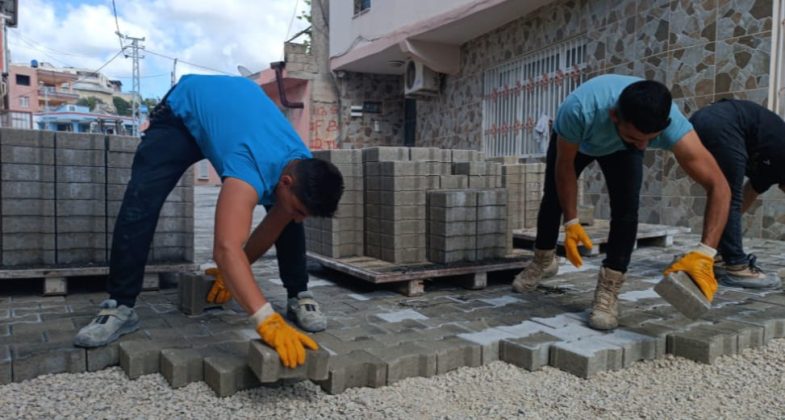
<box><xmin>283</xmin><ymin>0</ymin><xmax>301</xmax><ymax>60</ymax></box>
<box><xmin>111</xmin><ymin>0</ymin><xmax>124</xmax><ymax>52</ymax></box>
<box><xmin>145</xmin><ymin>49</ymin><xmax>231</xmax><ymax>76</ymax></box>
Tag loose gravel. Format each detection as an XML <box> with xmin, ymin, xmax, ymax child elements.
<box><xmin>2</xmin><ymin>337</ymin><xmax>785</xmax><ymax>419</ymax></box>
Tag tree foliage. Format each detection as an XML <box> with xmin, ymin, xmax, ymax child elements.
<box><xmin>113</xmin><ymin>96</ymin><xmax>131</xmax><ymax>116</ymax></box>
<box><xmin>76</xmin><ymin>96</ymin><xmax>103</xmax><ymax>111</ymax></box>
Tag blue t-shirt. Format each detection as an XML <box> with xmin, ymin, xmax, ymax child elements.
<box><xmin>553</xmin><ymin>74</ymin><xmax>693</xmax><ymax>156</ymax></box>
<box><xmin>167</xmin><ymin>74</ymin><xmax>312</xmax><ymax>204</ymax></box>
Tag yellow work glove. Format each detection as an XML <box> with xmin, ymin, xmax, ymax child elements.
<box><xmin>663</xmin><ymin>243</ymin><xmax>718</xmax><ymax>302</ymax></box>
<box><xmin>564</xmin><ymin>218</ymin><xmax>593</xmax><ymax>268</ymax></box>
<box><xmin>205</xmin><ymin>267</ymin><xmax>232</xmax><ymax>304</ymax></box>
<box><xmin>252</xmin><ymin>303</ymin><xmax>318</xmax><ymax>368</ymax></box>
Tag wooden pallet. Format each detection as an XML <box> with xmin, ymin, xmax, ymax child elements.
<box><xmin>0</xmin><ymin>262</ymin><xmax>199</xmax><ymax>296</ymax></box>
<box><xmin>513</xmin><ymin>219</ymin><xmax>690</xmax><ymax>256</ymax></box>
<box><xmin>307</xmin><ymin>250</ymin><xmax>531</xmax><ymax>296</ymax></box>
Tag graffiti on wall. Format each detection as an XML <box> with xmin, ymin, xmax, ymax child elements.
<box><xmin>309</xmin><ymin>103</ymin><xmax>345</xmax><ymax>150</ymax></box>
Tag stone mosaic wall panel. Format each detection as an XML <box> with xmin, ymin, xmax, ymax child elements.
<box><xmin>337</xmin><ymin>72</ymin><xmax>405</xmax><ymax>150</ymax></box>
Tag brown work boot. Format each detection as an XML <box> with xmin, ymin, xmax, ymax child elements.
<box><xmin>588</xmin><ymin>266</ymin><xmax>625</xmax><ymax>330</ymax></box>
<box><xmin>512</xmin><ymin>248</ymin><xmax>559</xmax><ymax>293</ymax></box>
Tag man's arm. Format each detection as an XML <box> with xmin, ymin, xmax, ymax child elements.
<box><xmin>244</xmin><ymin>203</ymin><xmax>294</xmax><ymax>265</ymax></box>
<box><xmin>741</xmin><ymin>180</ymin><xmax>760</xmax><ymax>213</ymax></box>
<box><xmin>671</xmin><ymin>130</ymin><xmax>731</xmax><ymax>247</ymax></box>
<box><xmin>555</xmin><ymin>137</ymin><xmax>580</xmax><ymax>221</ymax></box>
<box><xmin>213</xmin><ymin>178</ymin><xmax>273</xmax><ymax>315</ymax></box>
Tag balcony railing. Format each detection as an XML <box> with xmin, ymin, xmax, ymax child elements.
<box><xmin>38</xmin><ymin>86</ymin><xmax>80</xmax><ymax>100</ymax></box>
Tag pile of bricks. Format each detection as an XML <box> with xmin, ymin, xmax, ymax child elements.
<box><xmin>0</xmin><ymin>128</ymin><xmax>193</xmax><ymax>268</ymax></box>
<box><xmin>305</xmin><ymin>150</ymin><xmax>364</xmax><ymax>258</ymax></box>
<box><xmin>521</xmin><ymin>163</ymin><xmax>545</xmax><ymax>228</ymax></box>
<box><xmin>427</xmin><ymin>189</ymin><xmax>509</xmax><ymax>263</ymax></box>
<box><xmin>307</xmin><ymin>147</ymin><xmax>522</xmax><ymax>265</ymax></box>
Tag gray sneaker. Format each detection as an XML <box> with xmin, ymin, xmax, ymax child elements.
<box><xmin>287</xmin><ymin>291</ymin><xmax>326</xmax><ymax>333</ymax></box>
<box><xmin>73</xmin><ymin>299</ymin><xmax>139</xmax><ymax>348</ymax></box>
<box><xmin>717</xmin><ymin>254</ymin><xmax>781</xmax><ymax>289</ymax></box>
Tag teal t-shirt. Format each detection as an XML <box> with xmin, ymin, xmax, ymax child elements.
<box><xmin>167</xmin><ymin>74</ymin><xmax>312</xmax><ymax>205</ymax></box>
<box><xmin>553</xmin><ymin>74</ymin><xmax>693</xmax><ymax>156</ymax></box>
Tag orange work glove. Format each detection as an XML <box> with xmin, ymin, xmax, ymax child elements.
<box><xmin>205</xmin><ymin>267</ymin><xmax>232</xmax><ymax>304</ymax></box>
<box><xmin>564</xmin><ymin>218</ymin><xmax>593</xmax><ymax>268</ymax></box>
<box><xmin>663</xmin><ymin>243</ymin><xmax>718</xmax><ymax>301</ymax></box>
<box><xmin>252</xmin><ymin>303</ymin><xmax>318</xmax><ymax>368</ymax></box>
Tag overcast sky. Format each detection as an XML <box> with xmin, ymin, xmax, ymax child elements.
<box><xmin>7</xmin><ymin>0</ymin><xmax>311</xmax><ymax>99</ymax></box>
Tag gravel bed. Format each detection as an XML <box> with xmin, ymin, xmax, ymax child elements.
<box><xmin>2</xmin><ymin>337</ymin><xmax>785</xmax><ymax>419</ymax></box>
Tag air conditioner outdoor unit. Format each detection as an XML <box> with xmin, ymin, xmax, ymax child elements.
<box><xmin>404</xmin><ymin>59</ymin><xmax>440</xmax><ymax>97</ymax></box>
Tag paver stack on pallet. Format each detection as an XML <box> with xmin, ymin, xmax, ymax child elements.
<box><xmin>304</xmin><ymin>150</ymin><xmax>364</xmax><ymax>258</ymax></box>
<box><xmin>0</xmin><ymin>128</ymin><xmax>196</xmax><ymax>294</ymax></box>
<box><xmin>305</xmin><ymin>148</ymin><xmax>542</xmax><ymax>291</ymax></box>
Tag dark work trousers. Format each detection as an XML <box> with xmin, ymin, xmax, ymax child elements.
<box><xmin>690</xmin><ymin>108</ymin><xmax>747</xmax><ymax>266</ymax></box>
<box><xmin>534</xmin><ymin>132</ymin><xmax>644</xmax><ymax>273</ymax></box>
<box><xmin>108</xmin><ymin>101</ymin><xmax>309</xmax><ymax>307</ymax></box>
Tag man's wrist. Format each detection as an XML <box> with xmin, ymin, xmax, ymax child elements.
<box><xmin>249</xmin><ymin>302</ymin><xmax>275</xmax><ymax>326</ymax></box>
<box><xmin>564</xmin><ymin>218</ymin><xmax>580</xmax><ymax>227</ymax></box>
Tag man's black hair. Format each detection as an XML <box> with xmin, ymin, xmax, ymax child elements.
<box><xmin>291</xmin><ymin>158</ymin><xmax>344</xmax><ymax>218</ymax></box>
<box><xmin>617</xmin><ymin>80</ymin><xmax>673</xmax><ymax>134</ymax></box>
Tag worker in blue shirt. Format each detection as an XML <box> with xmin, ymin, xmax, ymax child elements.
<box><xmin>513</xmin><ymin>74</ymin><xmax>730</xmax><ymax>330</ymax></box>
<box><xmin>75</xmin><ymin>75</ymin><xmax>344</xmax><ymax>369</ymax></box>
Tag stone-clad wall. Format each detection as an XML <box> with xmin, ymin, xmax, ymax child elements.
<box><xmin>337</xmin><ymin>72</ymin><xmax>406</xmax><ymax>150</ymax></box>
<box><xmin>0</xmin><ymin>128</ymin><xmax>194</xmax><ymax>267</ymax></box>
<box><xmin>413</xmin><ymin>0</ymin><xmax>781</xmax><ymax>239</ymax></box>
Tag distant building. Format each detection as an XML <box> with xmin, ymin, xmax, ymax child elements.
<box><xmin>35</xmin><ymin>103</ymin><xmax>137</xmax><ymax>134</ymax></box>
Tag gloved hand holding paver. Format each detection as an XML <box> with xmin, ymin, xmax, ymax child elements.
<box><xmin>663</xmin><ymin>244</ymin><xmax>718</xmax><ymax>302</ymax></box>
<box><xmin>205</xmin><ymin>267</ymin><xmax>232</xmax><ymax>304</ymax></box>
<box><xmin>252</xmin><ymin>302</ymin><xmax>319</xmax><ymax>368</ymax></box>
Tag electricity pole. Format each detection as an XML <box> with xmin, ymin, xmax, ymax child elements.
<box><xmin>117</xmin><ymin>32</ymin><xmax>145</xmax><ymax>136</ymax></box>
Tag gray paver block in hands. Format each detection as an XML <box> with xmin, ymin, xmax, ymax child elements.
<box><xmin>500</xmin><ymin>331</ymin><xmax>562</xmax><ymax>371</ymax></box>
<box><xmin>654</xmin><ymin>271</ymin><xmax>711</xmax><ymax>319</ymax></box>
<box><xmin>177</xmin><ymin>273</ymin><xmax>222</xmax><ymax>315</ymax></box>
<box><xmin>247</xmin><ymin>340</ymin><xmax>329</xmax><ymax>383</ymax></box>
<box><xmin>317</xmin><ymin>350</ymin><xmax>387</xmax><ymax>395</ymax></box>
<box><xmin>366</xmin><ymin>342</ymin><xmax>437</xmax><ymax>384</ymax></box>
<box><xmin>549</xmin><ymin>339</ymin><xmax>624</xmax><ymax>378</ymax></box>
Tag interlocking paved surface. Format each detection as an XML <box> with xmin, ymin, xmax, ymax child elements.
<box><xmin>1</xmin><ymin>186</ymin><xmax>784</xmax><ymax>396</ymax></box>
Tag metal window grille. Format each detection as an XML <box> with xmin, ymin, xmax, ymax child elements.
<box><xmin>482</xmin><ymin>37</ymin><xmax>588</xmax><ymax>157</ymax></box>
<box><xmin>771</xmin><ymin>0</ymin><xmax>785</xmax><ymax>116</ymax></box>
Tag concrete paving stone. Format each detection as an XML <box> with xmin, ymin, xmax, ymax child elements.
<box><xmin>318</xmin><ymin>350</ymin><xmax>387</xmax><ymax>395</ymax></box>
<box><xmin>500</xmin><ymin>331</ymin><xmax>563</xmax><ymax>371</ymax></box>
<box><xmin>85</xmin><ymin>332</ymin><xmax>149</xmax><ymax>372</ymax></box>
<box><xmin>597</xmin><ymin>329</ymin><xmax>663</xmax><ymax>366</ymax></box>
<box><xmin>654</xmin><ymin>271</ymin><xmax>711</xmax><ymax>319</ymax></box>
<box><xmin>160</xmin><ymin>348</ymin><xmax>205</xmax><ymax>389</ymax></box>
<box><xmin>550</xmin><ymin>339</ymin><xmax>624</xmax><ymax>378</ymax></box>
<box><xmin>0</xmin><ymin>331</ymin><xmax>44</xmax><ymax>346</ymax></box>
<box><xmin>311</xmin><ymin>334</ymin><xmax>385</xmax><ymax>355</ymax></box>
<box><xmin>543</xmin><ymin>324</ymin><xmax>604</xmax><ymax>341</ymax></box>
<box><xmin>119</xmin><ymin>339</ymin><xmax>190</xmax><ymax>379</ymax></box>
<box><xmin>1</xmin><ymin>144</ymin><xmax>55</xmax><ymax>165</ymax></box>
<box><xmin>366</xmin><ymin>342</ymin><xmax>437</xmax><ymax>384</ymax></box>
<box><xmin>667</xmin><ymin>324</ymin><xmax>739</xmax><ymax>364</ymax></box>
<box><xmin>426</xmin><ymin>337</ymin><xmax>482</xmax><ymax>374</ymax></box>
<box><xmin>427</xmin><ymin>190</ymin><xmax>478</xmax><ymax>208</ymax></box>
<box><xmin>0</xmin><ymin>345</ymin><xmax>10</xmax><ymax>384</ymax></box>
<box><xmin>429</xmin><ymin>206</ymin><xmax>476</xmax><ymax>223</ymax></box>
<box><xmin>247</xmin><ymin>340</ymin><xmax>329</xmax><ymax>383</ymax></box>
<box><xmin>1</xmin><ymin>163</ymin><xmax>55</xmax><ymax>182</ymax></box>
<box><xmin>2</xmin><ymin>181</ymin><xmax>54</xmax><ymax>200</ymax></box>
<box><xmin>711</xmin><ymin>320</ymin><xmax>766</xmax><ymax>351</ymax></box>
<box><xmin>362</xmin><ymin>147</ymin><xmax>409</xmax><ymax>162</ymax></box>
<box><xmin>12</xmin><ymin>341</ymin><xmax>86</xmax><ymax>382</ymax></box>
<box><xmin>203</xmin><ymin>345</ymin><xmax>261</xmax><ymax>398</ymax></box>
<box><xmin>728</xmin><ymin>311</ymin><xmax>785</xmax><ymax>342</ymax></box>
<box><xmin>177</xmin><ymin>273</ymin><xmax>222</xmax><ymax>316</ymax></box>
<box><xmin>457</xmin><ymin>328</ymin><xmax>516</xmax><ymax>364</ymax></box>
<box><xmin>617</xmin><ymin>310</ymin><xmax>665</xmax><ymax>328</ymax></box>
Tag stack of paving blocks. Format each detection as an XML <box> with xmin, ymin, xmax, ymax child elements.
<box><xmin>364</xmin><ymin>155</ymin><xmax>434</xmax><ymax>263</ymax></box>
<box><xmin>452</xmin><ymin>161</ymin><xmax>502</xmax><ymax>189</ymax></box>
<box><xmin>427</xmin><ymin>189</ymin><xmax>508</xmax><ymax>263</ymax></box>
<box><xmin>501</xmin><ymin>163</ymin><xmax>525</xmax><ymax>230</ymax></box>
<box><xmin>1</xmin><ymin>129</ymin><xmax>56</xmax><ymax>265</ymax></box>
<box><xmin>0</xmin><ymin>128</ymin><xmax>194</xmax><ymax>272</ymax></box>
<box><xmin>522</xmin><ymin>162</ymin><xmax>545</xmax><ymax>228</ymax></box>
<box><xmin>305</xmin><ymin>150</ymin><xmax>364</xmax><ymax>258</ymax></box>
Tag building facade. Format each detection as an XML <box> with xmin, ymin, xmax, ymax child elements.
<box><xmin>327</xmin><ymin>0</ymin><xmax>785</xmax><ymax>239</ymax></box>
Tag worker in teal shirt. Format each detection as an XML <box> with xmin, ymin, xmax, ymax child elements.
<box><xmin>514</xmin><ymin>74</ymin><xmax>730</xmax><ymax>330</ymax></box>
<box><xmin>75</xmin><ymin>75</ymin><xmax>344</xmax><ymax>369</ymax></box>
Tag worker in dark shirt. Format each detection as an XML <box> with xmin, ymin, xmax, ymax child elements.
<box><xmin>690</xmin><ymin>99</ymin><xmax>784</xmax><ymax>289</ymax></box>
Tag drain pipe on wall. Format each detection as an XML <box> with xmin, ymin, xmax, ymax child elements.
<box><xmin>270</xmin><ymin>61</ymin><xmax>304</xmax><ymax>109</ymax></box>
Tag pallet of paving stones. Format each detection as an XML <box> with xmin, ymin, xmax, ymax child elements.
<box><xmin>0</xmin><ymin>262</ymin><xmax>198</xmax><ymax>296</ymax></box>
<box><xmin>513</xmin><ymin>219</ymin><xmax>690</xmax><ymax>256</ymax></box>
<box><xmin>307</xmin><ymin>250</ymin><xmax>531</xmax><ymax>296</ymax></box>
